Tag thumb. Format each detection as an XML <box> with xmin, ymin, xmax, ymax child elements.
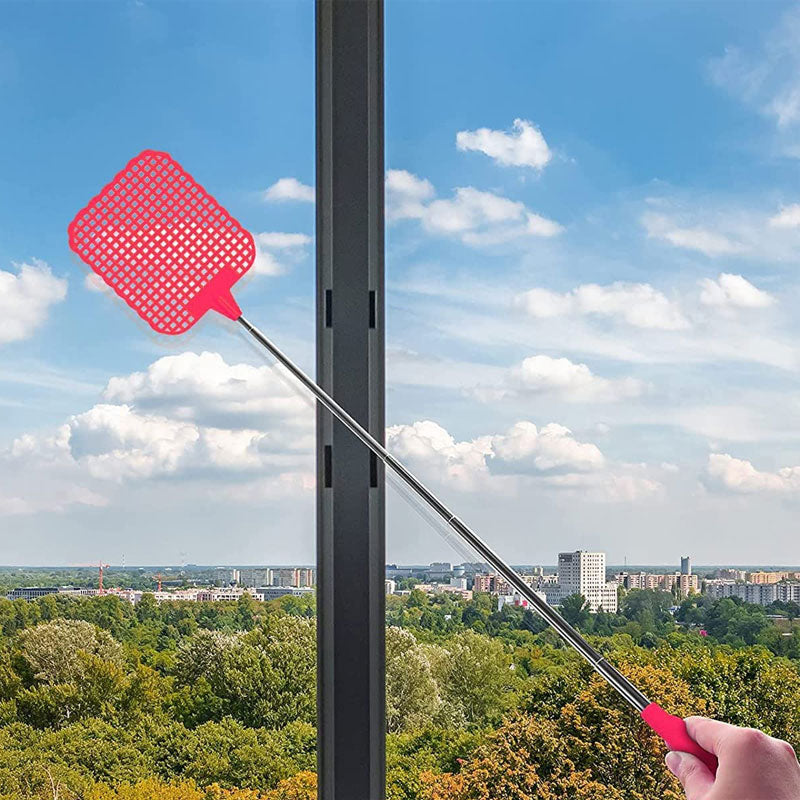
<box><xmin>666</xmin><ymin>751</ymin><xmax>715</xmax><ymax>800</ymax></box>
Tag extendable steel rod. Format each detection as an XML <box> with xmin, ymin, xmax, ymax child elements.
<box><xmin>238</xmin><ymin>315</ymin><xmax>651</xmax><ymax>713</ymax></box>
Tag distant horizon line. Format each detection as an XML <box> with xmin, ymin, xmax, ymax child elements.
<box><xmin>2</xmin><ymin>563</ymin><xmax>800</xmax><ymax>571</ymax></box>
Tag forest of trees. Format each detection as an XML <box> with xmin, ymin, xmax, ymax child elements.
<box><xmin>0</xmin><ymin>587</ymin><xmax>797</xmax><ymax>798</ymax></box>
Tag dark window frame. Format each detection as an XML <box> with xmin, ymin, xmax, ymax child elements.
<box><xmin>315</xmin><ymin>2</ymin><xmax>386</xmax><ymax>798</ymax></box>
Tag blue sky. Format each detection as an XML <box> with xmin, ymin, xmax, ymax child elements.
<box><xmin>3</xmin><ymin>0</ymin><xmax>800</xmax><ymax>565</ymax></box>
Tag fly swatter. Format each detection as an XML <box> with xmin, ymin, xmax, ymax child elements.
<box><xmin>69</xmin><ymin>150</ymin><xmax>717</xmax><ymax>774</ymax></box>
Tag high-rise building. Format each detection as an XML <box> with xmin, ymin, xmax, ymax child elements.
<box><xmin>557</xmin><ymin>551</ymin><xmax>617</xmax><ymax>612</ymax></box>
<box><xmin>239</xmin><ymin>568</ymin><xmax>270</xmax><ymax>587</ymax></box>
<box><xmin>270</xmin><ymin>568</ymin><xmax>299</xmax><ymax>587</ymax></box>
<box><xmin>717</xmin><ymin>569</ymin><xmax>747</xmax><ymax>581</ymax></box>
<box><xmin>747</xmin><ymin>571</ymin><xmax>789</xmax><ymax>584</ymax></box>
<box><xmin>472</xmin><ymin>573</ymin><xmax>511</xmax><ymax>595</ymax></box>
<box><xmin>681</xmin><ymin>556</ymin><xmax>691</xmax><ymax>576</ymax></box>
<box><xmin>704</xmin><ymin>579</ymin><xmax>800</xmax><ymax>606</ymax></box>
<box><xmin>678</xmin><ymin>573</ymin><xmax>700</xmax><ymax>597</ymax></box>
<box><xmin>296</xmin><ymin>568</ymin><xmax>316</xmax><ymax>588</ymax></box>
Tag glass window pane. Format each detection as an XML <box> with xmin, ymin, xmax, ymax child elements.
<box><xmin>0</xmin><ymin>2</ymin><xmax>316</xmax><ymax>796</ymax></box>
<box><xmin>386</xmin><ymin>1</ymin><xmax>800</xmax><ymax>797</ymax></box>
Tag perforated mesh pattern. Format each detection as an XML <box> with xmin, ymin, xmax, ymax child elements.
<box><xmin>68</xmin><ymin>150</ymin><xmax>255</xmax><ymax>334</ymax></box>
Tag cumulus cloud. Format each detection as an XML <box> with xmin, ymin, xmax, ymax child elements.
<box><xmin>489</xmin><ymin>421</ymin><xmax>605</xmax><ymax>473</ymax></box>
<box><xmin>387</xmin><ymin>420</ymin><xmax>493</xmax><ymax>489</ymax></box>
<box><xmin>0</xmin><ymin>352</ymin><xmax>316</xmax><ymax>516</ymax></box>
<box><xmin>699</xmin><ymin>273</ymin><xmax>774</xmax><ymax>309</ymax></box>
<box><xmin>252</xmin><ymin>231</ymin><xmax>312</xmax><ymax>276</ymax></box>
<box><xmin>515</xmin><ymin>281</ymin><xmax>689</xmax><ymax>330</ymax></box>
<box><xmin>0</xmin><ymin>260</ymin><xmax>67</xmax><ymax>345</ymax></box>
<box><xmin>2</xmin><ymin>349</ymin><xmax>663</xmax><ymax>517</ymax></box>
<box><xmin>386</xmin><ymin>418</ymin><xmax>659</xmax><ymax>502</ymax></box>
<box><xmin>423</xmin><ymin>186</ymin><xmax>562</xmax><ymax>244</ymax></box>
<box><xmin>0</xmin><ymin>425</ymin><xmax>107</xmax><ymax>515</ymax></box>
<box><xmin>769</xmin><ymin>204</ymin><xmax>800</xmax><ymax>228</ymax></box>
<box><xmin>67</xmin><ymin>404</ymin><xmax>202</xmax><ymax>482</ymax></box>
<box><xmin>642</xmin><ymin>212</ymin><xmax>742</xmax><ymax>256</ymax></box>
<box><xmin>386</xmin><ymin>169</ymin><xmax>435</xmax><ymax>221</ymax></box>
<box><xmin>706</xmin><ymin>452</ymin><xmax>800</xmax><ymax>494</ymax></box>
<box><xmin>66</xmin><ymin>404</ymin><xmax>310</xmax><ymax>483</ymax></box>
<box><xmin>502</xmin><ymin>355</ymin><xmax>645</xmax><ymax>403</ymax></box>
<box><xmin>262</xmin><ymin>177</ymin><xmax>315</xmax><ymax>203</ymax></box>
<box><xmin>385</xmin><ymin>169</ymin><xmax>561</xmax><ymax>245</ymax></box>
<box><xmin>103</xmin><ymin>351</ymin><xmax>312</xmax><ymax>431</ymax></box>
<box><xmin>456</xmin><ymin>118</ymin><xmax>552</xmax><ymax>169</ymax></box>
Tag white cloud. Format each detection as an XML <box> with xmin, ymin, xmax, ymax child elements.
<box><xmin>386</xmin><ymin>169</ymin><xmax>434</xmax><ymax>221</ymax></box>
<box><xmin>386</xmin><ymin>418</ymin><xmax>658</xmax><ymax>502</ymax></box>
<box><xmin>68</xmin><ymin>404</ymin><xmax>310</xmax><ymax>483</ymax></box>
<box><xmin>642</xmin><ymin>212</ymin><xmax>742</xmax><ymax>256</ymax></box>
<box><xmin>0</xmin><ymin>425</ymin><xmax>107</xmax><ymax>515</ymax></box>
<box><xmin>456</xmin><ymin>118</ymin><xmax>552</xmax><ymax>169</ymax></box>
<box><xmin>255</xmin><ymin>233</ymin><xmax>311</xmax><ymax>249</ymax></box>
<box><xmin>515</xmin><ymin>281</ymin><xmax>689</xmax><ymax>330</ymax></box>
<box><xmin>103</xmin><ymin>351</ymin><xmax>312</xmax><ymax>431</ymax></box>
<box><xmin>386</xmin><ymin>169</ymin><xmax>561</xmax><ymax>245</ymax></box>
<box><xmin>67</xmin><ymin>404</ymin><xmax>202</xmax><ymax>482</ymax></box>
<box><xmin>769</xmin><ymin>204</ymin><xmax>800</xmax><ymax>228</ymax></box>
<box><xmin>698</xmin><ymin>273</ymin><xmax>774</xmax><ymax>309</ymax></box>
<box><xmin>262</xmin><ymin>177</ymin><xmax>315</xmax><ymax>203</ymax></box>
<box><xmin>0</xmin><ymin>260</ymin><xmax>67</xmax><ymax>345</ymax></box>
<box><xmin>252</xmin><ymin>231</ymin><xmax>312</xmax><ymax>276</ymax></box>
<box><xmin>489</xmin><ymin>421</ymin><xmax>605</xmax><ymax>473</ymax></box>
<box><xmin>0</xmin><ymin>352</ymin><xmax>316</xmax><ymax>515</ymax></box>
<box><xmin>706</xmin><ymin>452</ymin><xmax>800</xmax><ymax>494</ymax></box>
<box><xmin>506</xmin><ymin>355</ymin><xmax>645</xmax><ymax>403</ymax></box>
<box><xmin>423</xmin><ymin>186</ymin><xmax>562</xmax><ymax>245</ymax></box>
<box><xmin>387</xmin><ymin>420</ymin><xmax>493</xmax><ymax>490</ymax></box>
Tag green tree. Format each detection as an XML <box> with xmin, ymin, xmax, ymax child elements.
<box><xmin>559</xmin><ymin>594</ymin><xmax>591</xmax><ymax>629</ymax></box>
<box><xmin>432</xmin><ymin>630</ymin><xmax>518</xmax><ymax>726</ymax></box>
<box><xmin>18</xmin><ymin>620</ymin><xmax>123</xmax><ymax>684</ymax></box>
<box><xmin>385</xmin><ymin>627</ymin><xmax>442</xmax><ymax>732</ymax></box>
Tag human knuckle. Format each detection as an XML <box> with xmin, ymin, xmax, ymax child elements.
<box><xmin>737</xmin><ymin>728</ymin><xmax>769</xmax><ymax>751</ymax></box>
<box><xmin>777</xmin><ymin>740</ymin><xmax>797</xmax><ymax>761</ymax></box>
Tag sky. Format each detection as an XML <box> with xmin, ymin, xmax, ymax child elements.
<box><xmin>3</xmin><ymin>0</ymin><xmax>800</xmax><ymax>566</ymax></box>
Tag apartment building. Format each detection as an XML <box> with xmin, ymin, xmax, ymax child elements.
<box><xmin>556</xmin><ymin>551</ymin><xmax>618</xmax><ymax>613</ymax></box>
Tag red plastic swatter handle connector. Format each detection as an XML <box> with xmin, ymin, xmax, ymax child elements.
<box><xmin>186</xmin><ymin>267</ymin><xmax>242</xmax><ymax>321</ymax></box>
<box><xmin>641</xmin><ymin>703</ymin><xmax>718</xmax><ymax>775</ymax></box>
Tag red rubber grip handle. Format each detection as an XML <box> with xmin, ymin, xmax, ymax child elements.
<box><xmin>641</xmin><ymin>703</ymin><xmax>718</xmax><ymax>776</ymax></box>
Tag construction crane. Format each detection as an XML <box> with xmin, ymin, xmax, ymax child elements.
<box><xmin>154</xmin><ymin>573</ymin><xmax>165</xmax><ymax>592</ymax></box>
<box><xmin>75</xmin><ymin>561</ymin><xmax>111</xmax><ymax>595</ymax></box>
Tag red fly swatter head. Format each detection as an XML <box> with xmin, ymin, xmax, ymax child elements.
<box><xmin>68</xmin><ymin>150</ymin><xmax>255</xmax><ymax>335</ymax></box>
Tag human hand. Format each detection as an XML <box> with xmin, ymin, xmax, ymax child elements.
<box><xmin>665</xmin><ymin>716</ymin><xmax>800</xmax><ymax>800</ymax></box>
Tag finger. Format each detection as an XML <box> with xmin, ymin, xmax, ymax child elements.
<box><xmin>684</xmin><ymin>716</ymin><xmax>739</xmax><ymax>755</ymax></box>
<box><xmin>665</xmin><ymin>752</ymin><xmax>715</xmax><ymax>800</ymax></box>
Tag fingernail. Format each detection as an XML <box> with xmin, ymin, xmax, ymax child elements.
<box><xmin>665</xmin><ymin>751</ymin><xmax>685</xmax><ymax>776</ymax></box>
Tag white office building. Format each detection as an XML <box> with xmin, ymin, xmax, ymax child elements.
<box><xmin>555</xmin><ymin>551</ymin><xmax>618</xmax><ymax>613</ymax></box>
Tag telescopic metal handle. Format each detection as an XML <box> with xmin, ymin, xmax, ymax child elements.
<box><xmin>238</xmin><ymin>315</ymin><xmax>651</xmax><ymax>713</ymax></box>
